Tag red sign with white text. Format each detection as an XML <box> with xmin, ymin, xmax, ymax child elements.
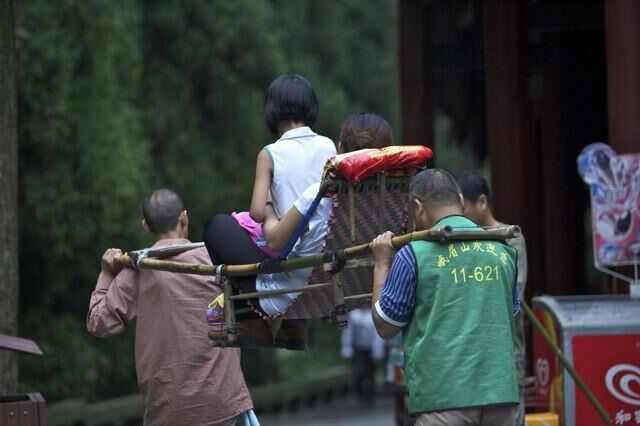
<box><xmin>572</xmin><ymin>334</ymin><xmax>640</xmax><ymax>426</ymax></box>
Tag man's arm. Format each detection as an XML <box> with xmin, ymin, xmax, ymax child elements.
<box><xmin>86</xmin><ymin>249</ymin><xmax>138</xmax><ymax>337</ymax></box>
<box><xmin>370</xmin><ymin>232</ymin><xmax>417</xmax><ymax>339</ymax></box>
<box><xmin>510</xmin><ymin>234</ymin><xmax>528</xmax><ymax>300</ymax></box>
<box><xmin>506</xmin><ymin>242</ymin><xmax>523</xmax><ymax>316</ymax></box>
<box><xmin>371</xmin><ymin>323</ymin><xmax>387</xmax><ymax>361</ymax></box>
<box><xmin>372</xmin><ymin>253</ymin><xmax>401</xmax><ymax>339</ymax></box>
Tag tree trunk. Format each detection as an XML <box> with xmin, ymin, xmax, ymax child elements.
<box><xmin>0</xmin><ymin>0</ymin><xmax>19</xmax><ymax>395</ymax></box>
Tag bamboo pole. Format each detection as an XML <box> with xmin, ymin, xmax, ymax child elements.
<box><xmin>222</xmin><ymin>278</ymin><xmax>237</xmax><ymax>343</ymax></box>
<box><xmin>332</xmin><ymin>275</ymin><xmax>348</xmax><ymax>329</ymax></box>
<box><xmin>322</xmin><ymin>257</ymin><xmax>372</xmax><ymax>271</ymax></box>
<box><xmin>521</xmin><ymin>302</ymin><xmax>612</xmax><ymax>425</ymax></box>
<box><xmin>229</xmin><ymin>282</ymin><xmax>333</xmax><ymax>300</ymax></box>
<box><xmin>118</xmin><ymin>256</ymin><xmax>216</xmax><ymax>275</ymax></box>
<box><xmin>118</xmin><ymin>225</ymin><xmax>521</xmax><ymax>278</ymax></box>
<box><xmin>336</xmin><ymin>225</ymin><xmax>520</xmax><ymax>260</ymax></box>
<box><xmin>344</xmin><ymin>293</ymin><xmax>372</xmax><ymax>302</ymax></box>
<box><xmin>379</xmin><ymin>172</ymin><xmax>386</xmax><ymax>233</ymax></box>
<box><xmin>407</xmin><ymin>168</ymin><xmax>417</xmax><ymax>233</ymax></box>
<box><xmin>348</xmin><ymin>181</ymin><xmax>356</xmax><ymax>242</ymax></box>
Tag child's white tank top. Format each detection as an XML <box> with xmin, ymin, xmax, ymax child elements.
<box><xmin>264</xmin><ymin>126</ymin><xmax>336</xmax><ymax>218</ymax></box>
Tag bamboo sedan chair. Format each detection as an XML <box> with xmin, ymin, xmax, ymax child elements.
<box><xmin>277</xmin><ymin>171</ymin><xmax>416</xmax><ymax>321</ymax></box>
<box><xmin>213</xmin><ymin>147</ymin><xmax>433</xmax><ymax>348</ymax></box>
<box><xmin>118</xmin><ymin>146</ymin><xmax>521</xmax><ymax>349</ymax></box>
<box><xmin>213</xmin><ymin>169</ymin><xmax>520</xmax><ymax>347</ymax></box>
<box><xmin>212</xmin><ymin>170</ymin><xmax>417</xmax><ymax>348</ymax></box>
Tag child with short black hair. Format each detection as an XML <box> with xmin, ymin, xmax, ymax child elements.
<box><xmin>247</xmin><ymin>74</ymin><xmax>336</xmax><ymax>223</ymax></box>
<box><xmin>203</xmin><ymin>75</ymin><xmax>335</xmax><ymax>347</ymax></box>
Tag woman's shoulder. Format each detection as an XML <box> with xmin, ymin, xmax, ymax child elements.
<box><xmin>313</xmin><ymin>134</ymin><xmax>337</xmax><ymax>153</ymax></box>
<box><xmin>313</xmin><ymin>133</ymin><xmax>334</xmax><ymax>144</ymax></box>
<box><xmin>267</xmin><ymin>132</ymin><xmax>335</xmax><ymax>156</ymax></box>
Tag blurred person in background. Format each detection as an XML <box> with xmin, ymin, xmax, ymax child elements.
<box><xmin>456</xmin><ymin>171</ymin><xmax>530</xmax><ymax>426</ymax></box>
<box><xmin>341</xmin><ymin>306</ymin><xmax>386</xmax><ymax>405</ymax></box>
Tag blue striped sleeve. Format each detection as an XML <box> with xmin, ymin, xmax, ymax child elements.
<box><xmin>375</xmin><ymin>245</ymin><xmax>418</xmax><ymax>327</ymax></box>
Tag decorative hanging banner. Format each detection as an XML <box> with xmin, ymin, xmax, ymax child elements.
<box><xmin>578</xmin><ymin>143</ymin><xmax>640</xmax><ymax>267</ymax></box>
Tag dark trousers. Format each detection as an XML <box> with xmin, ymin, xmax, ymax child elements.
<box><xmin>203</xmin><ymin>213</ymin><xmax>268</xmax><ymax>318</ymax></box>
<box><xmin>353</xmin><ymin>349</ymin><xmax>376</xmax><ymax>404</ymax></box>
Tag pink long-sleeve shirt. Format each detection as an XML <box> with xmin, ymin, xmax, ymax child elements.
<box><xmin>87</xmin><ymin>239</ymin><xmax>252</xmax><ymax>426</ymax></box>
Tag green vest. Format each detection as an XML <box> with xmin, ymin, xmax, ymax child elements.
<box><xmin>404</xmin><ymin>215</ymin><xmax>519</xmax><ymax>413</ymax></box>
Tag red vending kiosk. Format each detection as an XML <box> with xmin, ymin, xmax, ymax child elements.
<box><xmin>532</xmin><ymin>295</ymin><xmax>640</xmax><ymax>426</ymax></box>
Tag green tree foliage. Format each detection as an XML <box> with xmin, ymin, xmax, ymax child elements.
<box><xmin>16</xmin><ymin>0</ymin><xmax>398</xmax><ymax>401</ymax></box>
<box><xmin>140</xmin><ymin>0</ymin><xmax>285</xmax><ymax>235</ymax></box>
<box><xmin>17</xmin><ymin>0</ymin><xmax>149</xmax><ymax>311</ymax></box>
<box><xmin>272</xmin><ymin>0</ymin><xmax>400</xmax><ymax>136</ymax></box>
<box><xmin>16</xmin><ymin>0</ymin><xmax>148</xmax><ymax>399</ymax></box>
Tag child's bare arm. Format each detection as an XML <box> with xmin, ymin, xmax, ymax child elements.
<box><xmin>249</xmin><ymin>149</ymin><xmax>273</xmax><ymax>222</ymax></box>
<box><xmin>263</xmin><ymin>203</ymin><xmax>304</xmax><ymax>252</ymax></box>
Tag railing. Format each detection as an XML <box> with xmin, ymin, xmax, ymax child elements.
<box><xmin>251</xmin><ymin>366</ymin><xmax>351</xmax><ymax>413</ymax></box>
<box><xmin>47</xmin><ymin>366</ymin><xmax>351</xmax><ymax>426</ymax></box>
<box><xmin>47</xmin><ymin>394</ymin><xmax>143</xmax><ymax>426</ymax></box>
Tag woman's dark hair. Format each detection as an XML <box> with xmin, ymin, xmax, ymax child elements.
<box><xmin>339</xmin><ymin>113</ymin><xmax>393</xmax><ymax>152</ymax></box>
<box><xmin>264</xmin><ymin>74</ymin><xmax>319</xmax><ymax>135</ymax></box>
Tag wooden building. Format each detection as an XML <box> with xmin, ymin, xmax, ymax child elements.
<box><xmin>399</xmin><ymin>0</ymin><xmax>639</xmax><ymax>303</ymax></box>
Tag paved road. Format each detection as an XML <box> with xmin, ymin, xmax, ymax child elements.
<box><xmin>259</xmin><ymin>395</ymin><xmax>395</xmax><ymax>426</ymax></box>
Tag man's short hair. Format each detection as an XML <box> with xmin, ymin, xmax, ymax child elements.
<box><xmin>455</xmin><ymin>171</ymin><xmax>492</xmax><ymax>205</ymax></box>
<box><xmin>410</xmin><ymin>169</ymin><xmax>461</xmax><ymax>209</ymax></box>
<box><xmin>142</xmin><ymin>189</ymin><xmax>184</xmax><ymax>234</ymax></box>
<box><xmin>264</xmin><ymin>74</ymin><xmax>319</xmax><ymax>135</ymax></box>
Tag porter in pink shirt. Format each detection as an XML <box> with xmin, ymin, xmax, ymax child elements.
<box><xmin>87</xmin><ymin>189</ymin><xmax>253</xmax><ymax>426</ymax></box>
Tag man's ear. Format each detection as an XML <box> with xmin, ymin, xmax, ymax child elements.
<box><xmin>179</xmin><ymin>210</ymin><xmax>188</xmax><ymax>226</ymax></box>
<box><xmin>411</xmin><ymin>198</ymin><xmax>423</xmax><ymax>216</ymax></box>
<box><xmin>459</xmin><ymin>193</ymin><xmax>465</xmax><ymax>209</ymax></box>
<box><xmin>142</xmin><ymin>219</ymin><xmax>152</xmax><ymax>234</ymax></box>
<box><xmin>412</xmin><ymin>198</ymin><xmax>429</xmax><ymax>222</ymax></box>
<box><xmin>478</xmin><ymin>194</ymin><xmax>489</xmax><ymax>210</ymax></box>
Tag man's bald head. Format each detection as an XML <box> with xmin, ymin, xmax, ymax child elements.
<box><xmin>410</xmin><ymin>169</ymin><xmax>462</xmax><ymax>211</ymax></box>
<box><xmin>142</xmin><ymin>189</ymin><xmax>184</xmax><ymax>235</ymax></box>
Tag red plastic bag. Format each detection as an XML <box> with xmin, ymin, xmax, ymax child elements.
<box><xmin>326</xmin><ymin>145</ymin><xmax>433</xmax><ymax>181</ymax></box>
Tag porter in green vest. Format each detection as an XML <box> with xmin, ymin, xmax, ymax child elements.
<box><xmin>405</xmin><ymin>214</ymin><xmax>519</xmax><ymax>413</ymax></box>
<box><xmin>371</xmin><ymin>169</ymin><xmax>519</xmax><ymax>424</ymax></box>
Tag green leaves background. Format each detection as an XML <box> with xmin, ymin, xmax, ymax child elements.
<box><xmin>15</xmin><ymin>0</ymin><xmax>398</xmax><ymax>400</ymax></box>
